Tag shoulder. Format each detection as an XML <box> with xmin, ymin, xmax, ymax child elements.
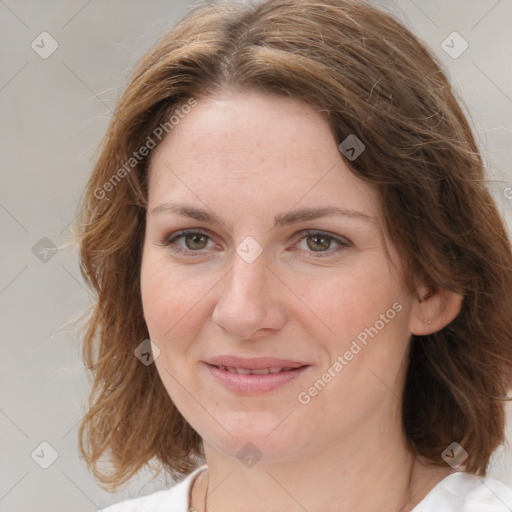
<box><xmin>100</xmin><ymin>465</ymin><xmax>207</xmax><ymax>512</ymax></box>
<box><xmin>413</xmin><ymin>471</ymin><xmax>512</xmax><ymax>511</ymax></box>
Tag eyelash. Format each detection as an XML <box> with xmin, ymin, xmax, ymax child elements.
<box><xmin>159</xmin><ymin>229</ymin><xmax>351</xmax><ymax>258</ymax></box>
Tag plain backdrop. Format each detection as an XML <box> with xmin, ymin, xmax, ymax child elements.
<box><xmin>1</xmin><ymin>1</ymin><xmax>511</xmax><ymax>511</ymax></box>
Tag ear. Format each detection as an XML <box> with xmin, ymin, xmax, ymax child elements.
<box><xmin>409</xmin><ymin>283</ymin><xmax>464</xmax><ymax>335</ymax></box>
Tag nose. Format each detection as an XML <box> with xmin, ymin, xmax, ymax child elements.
<box><xmin>212</xmin><ymin>253</ymin><xmax>287</xmax><ymax>340</ymax></box>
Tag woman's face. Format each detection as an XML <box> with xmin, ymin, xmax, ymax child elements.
<box><xmin>141</xmin><ymin>90</ymin><xmax>417</xmax><ymax>464</ymax></box>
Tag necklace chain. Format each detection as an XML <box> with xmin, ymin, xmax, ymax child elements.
<box><xmin>189</xmin><ymin>469</ymin><xmax>208</xmax><ymax>512</ymax></box>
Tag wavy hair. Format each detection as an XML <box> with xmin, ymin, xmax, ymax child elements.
<box><xmin>75</xmin><ymin>0</ymin><xmax>512</xmax><ymax>490</ymax></box>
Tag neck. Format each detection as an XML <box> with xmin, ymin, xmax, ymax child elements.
<box><xmin>192</xmin><ymin>417</ymin><xmax>452</xmax><ymax>512</ymax></box>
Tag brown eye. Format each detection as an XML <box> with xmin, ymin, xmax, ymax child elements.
<box><xmin>292</xmin><ymin>230</ymin><xmax>351</xmax><ymax>258</ymax></box>
<box><xmin>184</xmin><ymin>233</ymin><xmax>209</xmax><ymax>250</ymax></box>
<box><xmin>306</xmin><ymin>234</ymin><xmax>332</xmax><ymax>252</ymax></box>
<box><xmin>162</xmin><ymin>230</ymin><xmax>215</xmax><ymax>255</ymax></box>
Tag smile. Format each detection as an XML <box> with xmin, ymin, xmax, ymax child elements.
<box><xmin>214</xmin><ymin>365</ymin><xmax>298</xmax><ymax>375</ymax></box>
<box><xmin>205</xmin><ymin>363</ymin><xmax>310</xmax><ymax>393</ymax></box>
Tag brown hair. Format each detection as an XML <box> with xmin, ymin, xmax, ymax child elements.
<box><xmin>75</xmin><ymin>0</ymin><xmax>512</xmax><ymax>490</ymax></box>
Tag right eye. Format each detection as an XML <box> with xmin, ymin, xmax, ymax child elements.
<box><xmin>161</xmin><ymin>229</ymin><xmax>217</xmax><ymax>256</ymax></box>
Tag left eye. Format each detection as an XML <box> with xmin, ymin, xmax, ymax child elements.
<box><xmin>293</xmin><ymin>231</ymin><xmax>350</xmax><ymax>256</ymax></box>
<box><xmin>179</xmin><ymin>232</ymin><xmax>211</xmax><ymax>250</ymax></box>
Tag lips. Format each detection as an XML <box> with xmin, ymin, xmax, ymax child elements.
<box><xmin>206</xmin><ymin>355</ymin><xmax>308</xmax><ymax>370</ymax></box>
<box><xmin>215</xmin><ymin>365</ymin><xmax>296</xmax><ymax>375</ymax></box>
<box><xmin>204</xmin><ymin>355</ymin><xmax>310</xmax><ymax>393</ymax></box>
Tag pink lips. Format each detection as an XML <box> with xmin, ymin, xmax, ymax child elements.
<box><xmin>204</xmin><ymin>355</ymin><xmax>310</xmax><ymax>393</ymax></box>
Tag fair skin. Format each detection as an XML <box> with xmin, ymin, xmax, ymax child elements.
<box><xmin>140</xmin><ymin>90</ymin><xmax>462</xmax><ymax>512</ymax></box>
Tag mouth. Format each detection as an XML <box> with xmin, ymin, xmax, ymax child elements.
<box><xmin>204</xmin><ymin>357</ymin><xmax>310</xmax><ymax>393</ymax></box>
<box><xmin>212</xmin><ymin>365</ymin><xmax>302</xmax><ymax>375</ymax></box>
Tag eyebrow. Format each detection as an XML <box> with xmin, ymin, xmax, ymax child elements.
<box><xmin>274</xmin><ymin>206</ymin><xmax>373</xmax><ymax>227</ymax></box>
<box><xmin>150</xmin><ymin>202</ymin><xmax>374</xmax><ymax>228</ymax></box>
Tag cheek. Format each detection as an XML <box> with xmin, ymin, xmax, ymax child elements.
<box><xmin>330</xmin><ymin>272</ymin><xmax>410</xmax><ymax>377</ymax></box>
<box><xmin>307</xmin><ymin>268</ymin><xmax>410</xmax><ymax>413</ymax></box>
<box><xmin>302</xmin><ymin>261</ymin><xmax>400</xmax><ymax>341</ymax></box>
<box><xmin>140</xmin><ymin>251</ymin><xmax>211</xmax><ymax>341</ymax></box>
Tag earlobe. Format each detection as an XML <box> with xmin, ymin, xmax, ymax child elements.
<box><xmin>409</xmin><ymin>285</ymin><xmax>463</xmax><ymax>335</ymax></box>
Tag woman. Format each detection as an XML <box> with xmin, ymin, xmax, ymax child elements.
<box><xmin>75</xmin><ymin>0</ymin><xmax>512</xmax><ymax>510</ymax></box>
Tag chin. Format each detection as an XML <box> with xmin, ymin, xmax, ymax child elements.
<box><xmin>202</xmin><ymin>414</ymin><xmax>308</xmax><ymax>467</ymax></box>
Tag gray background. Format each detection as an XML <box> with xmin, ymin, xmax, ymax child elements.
<box><xmin>1</xmin><ymin>1</ymin><xmax>511</xmax><ymax>511</ymax></box>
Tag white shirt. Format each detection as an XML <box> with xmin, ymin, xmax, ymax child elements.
<box><xmin>101</xmin><ymin>465</ymin><xmax>512</xmax><ymax>511</ymax></box>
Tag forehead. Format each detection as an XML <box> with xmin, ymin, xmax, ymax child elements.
<box><xmin>147</xmin><ymin>90</ymin><xmax>380</xmax><ymax>218</ymax></box>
